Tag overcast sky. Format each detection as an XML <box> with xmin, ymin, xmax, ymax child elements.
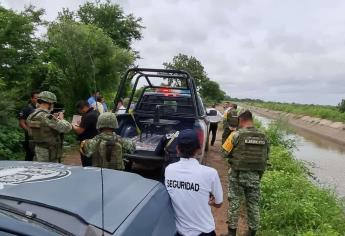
<box><xmin>3</xmin><ymin>0</ymin><xmax>345</xmax><ymax>105</ymax></box>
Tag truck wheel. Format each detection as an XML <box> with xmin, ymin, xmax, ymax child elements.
<box><xmin>124</xmin><ymin>160</ymin><xmax>133</xmax><ymax>171</ymax></box>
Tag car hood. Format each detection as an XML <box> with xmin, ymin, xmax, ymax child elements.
<box><xmin>0</xmin><ymin>161</ymin><xmax>160</xmax><ymax>234</ymax></box>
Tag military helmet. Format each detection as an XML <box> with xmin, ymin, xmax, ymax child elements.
<box><xmin>97</xmin><ymin>112</ymin><xmax>119</xmax><ymax>130</ymax></box>
<box><xmin>38</xmin><ymin>91</ymin><xmax>57</xmax><ymax>104</ymax></box>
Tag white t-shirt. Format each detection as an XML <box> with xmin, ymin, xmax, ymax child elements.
<box><xmin>206</xmin><ymin>108</ymin><xmax>223</xmax><ymax>124</ymax></box>
<box><xmin>92</xmin><ymin>102</ymin><xmax>104</xmax><ymax>114</ymax></box>
<box><xmin>165</xmin><ymin>158</ymin><xmax>223</xmax><ymax>236</ymax></box>
<box><xmin>116</xmin><ymin>105</ymin><xmax>126</xmax><ymax>114</ymax></box>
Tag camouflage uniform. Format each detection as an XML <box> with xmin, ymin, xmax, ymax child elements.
<box><xmin>81</xmin><ymin>112</ymin><xmax>135</xmax><ymax>170</ymax></box>
<box><xmin>222</xmin><ymin>109</ymin><xmax>238</xmax><ymax>144</ymax></box>
<box><xmin>27</xmin><ymin>91</ymin><xmax>72</xmax><ymax>162</ymax></box>
<box><xmin>27</xmin><ymin>110</ymin><xmax>72</xmax><ymax>162</ymax></box>
<box><xmin>81</xmin><ymin>132</ymin><xmax>135</xmax><ymax>170</ymax></box>
<box><xmin>222</xmin><ymin>127</ymin><xmax>269</xmax><ymax>232</ymax></box>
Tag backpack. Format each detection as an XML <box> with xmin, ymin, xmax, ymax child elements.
<box><xmin>92</xmin><ymin>134</ymin><xmax>124</xmax><ymax>170</ymax></box>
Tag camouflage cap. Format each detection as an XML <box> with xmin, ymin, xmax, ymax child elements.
<box><xmin>38</xmin><ymin>91</ymin><xmax>57</xmax><ymax>103</ymax></box>
<box><xmin>97</xmin><ymin>112</ymin><xmax>119</xmax><ymax>129</ymax></box>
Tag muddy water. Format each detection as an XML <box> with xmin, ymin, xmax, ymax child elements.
<box><xmin>255</xmin><ymin>114</ymin><xmax>345</xmax><ymax>197</ymax></box>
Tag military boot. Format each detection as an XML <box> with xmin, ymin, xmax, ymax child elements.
<box><xmin>247</xmin><ymin>228</ymin><xmax>256</xmax><ymax>236</ymax></box>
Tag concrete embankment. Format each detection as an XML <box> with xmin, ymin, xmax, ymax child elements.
<box><xmin>250</xmin><ymin>107</ymin><xmax>345</xmax><ymax>146</ymax></box>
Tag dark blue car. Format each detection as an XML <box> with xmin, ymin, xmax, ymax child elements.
<box><xmin>0</xmin><ymin>161</ymin><xmax>176</xmax><ymax>236</ymax></box>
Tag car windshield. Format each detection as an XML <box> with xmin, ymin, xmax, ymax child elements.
<box><xmin>0</xmin><ymin>198</ymin><xmax>89</xmax><ymax>236</ymax></box>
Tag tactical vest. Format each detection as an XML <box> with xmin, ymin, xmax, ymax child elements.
<box><xmin>92</xmin><ymin>134</ymin><xmax>124</xmax><ymax>170</ymax></box>
<box><xmin>227</xmin><ymin>110</ymin><xmax>238</xmax><ymax>127</ymax></box>
<box><xmin>27</xmin><ymin>110</ymin><xmax>61</xmax><ymax>148</ymax></box>
<box><xmin>230</xmin><ymin>128</ymin><xmax>268</xmax><ymax>171</ymax></box>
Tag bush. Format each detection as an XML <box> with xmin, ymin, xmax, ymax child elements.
<box><xmin>338</xmin><ymin>99</ymin><xmax>345</xmax><ymax>113</ymax></box>
<box><xmin>265</xmin><ymin>120</ymin><xmax>296</xmax><ymax>151</ymax></box>
<box><xmin>0</xmin><ymin>119</ymin><xmax>24</xmax><ymax>160</ymax></box>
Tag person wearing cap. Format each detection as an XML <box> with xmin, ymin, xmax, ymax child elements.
<box><xmin>26</xmin><ymin>91</ymin><xmax>72</xmax><ymax>162</ymax></box>
<box><xmin>165</xmin><ymin>129</ymin><xmax>223</xmax><ymax>236</ymax></box>
<box><xmin>222</xmin><ymin>103</ymin><xmax>238</xmax><ymax>145</ymax></box>
<box><xmin>80</xmin><ymin>112</ymin><xmax>135</xmax><ymax>170</ymax></box>
<box><xmin>222</xmin><ymin>110</ymin><xmax>269</xmax><ymax>236</ymax></box>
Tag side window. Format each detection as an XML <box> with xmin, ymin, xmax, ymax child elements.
<box><xmin>197</xmin><ymin>96</ymin><xmax>206</xmax><ymax>116</ymax></box>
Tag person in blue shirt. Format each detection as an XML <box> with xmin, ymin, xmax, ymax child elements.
<box><xmin>87</xmin><ymin>90</ymin><xmax>99</xmax><ymax>106</ymax></box>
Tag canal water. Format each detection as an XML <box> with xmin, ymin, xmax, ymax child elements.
<box><xmin>255</xmin><ymin>114</ymin><xmax>345</xmax><ymax>198</ymax></box>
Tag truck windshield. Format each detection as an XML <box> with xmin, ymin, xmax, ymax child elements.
<box><xmin>137</xmin><ymin>93</ymin><xmax>194</xmax><ymax>116</ymax></box>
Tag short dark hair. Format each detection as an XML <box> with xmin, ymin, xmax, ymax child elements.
<box><xmin>76</xmin><ymin>100</ymin><xmax>89</xmax><ymax>110</ymax></box>
<box><xmin>232</xmin><ymin>103</ymin><xmax>238</xmax><ymax>109</ymax></box>
<box><xmin>177</xmin><ymin>143</ymin><xmax>200</xmax><ymax>157</ymax></box>
<box><xmin>31</xmin><ymin>91</ymin><xmax>39</xmax><ymax>98</ymax></box>
<box><xmin>239</xmin><ymin>110</ymin><xmax>253</xmax><ymax>121</ymax></box>
<box><xmin>97</xmin><ymin>95</ymin><xmax>103</xmax><ymax>102</ymax></box>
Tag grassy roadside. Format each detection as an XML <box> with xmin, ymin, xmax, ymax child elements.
<box><xmin>258</xmin><ymin>121</ymin><xmax>345</xmax><ymax>236</ymax></box>
<box><xmin>247</xmin><ymin>102</ymin><xmax>345</xmax><ymax>123</ymax></box>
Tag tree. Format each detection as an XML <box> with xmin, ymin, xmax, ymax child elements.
<box><xmin>58</xmin><ymin>1</ymin><xmax>144</xmax><ymax>50</ymax></box>
<box><xmin>338</xmin><ymin>99</ymin><xmax>345</xmax><ymax>113</ymax></box>
<box><xmin>0</xmin><ymin>6</ymin><xmax>45</xmax><ymax>119</ymax></box>
<box><xmin>200</xmin><ymin>80</ymin><xmax>225</xmax><ymax>103</ymax></box>
<box><xmin>0</xmin><ymin>6</ymin><xmax>44</xmax><ymax>92</ymax></box>
<box><xmin>163</xmin><ymin>54</ymin><xmax>209</xmax><ymax>89</ymax></box>
<box><xmin>46</xmin><ymin>20</ymin><xmax>135</xmax><ymax>112</ymax></box>
<box><xmin>163</xmin><ymin>54</ymin><xmax>226</xmax><ymax>103</ymax></box>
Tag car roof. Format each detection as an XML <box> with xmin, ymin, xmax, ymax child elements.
<box><xmin>0</xmin><ymin>161</ymin><xmax>160</xmax><ymax>234</ymax></box>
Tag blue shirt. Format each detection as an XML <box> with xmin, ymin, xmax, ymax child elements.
<box><xmin>87</xmin><ymin>96</ymin><xmax>96</xmax><ymax>106</ymax></box>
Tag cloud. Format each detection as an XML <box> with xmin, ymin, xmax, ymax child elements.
<box><xmin>4</xmin><ymin>0</ymin><xmax>345</xmax><ymax>105</ymax></box>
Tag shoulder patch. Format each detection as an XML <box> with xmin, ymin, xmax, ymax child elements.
<box><xmin>222</xmin><ymin>132</ymin><xmax>236</xmax><ymax>152</ymax></box>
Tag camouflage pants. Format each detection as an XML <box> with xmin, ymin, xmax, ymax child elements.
<box><xmin>228</xmin><ymin>169</ymin><xmax>261</xmax><ymax>230</ymax></box>
<box><xmin>34</xmin><ymin>146</ymin><xmax>60</xmax><ymax>163</ymax></box>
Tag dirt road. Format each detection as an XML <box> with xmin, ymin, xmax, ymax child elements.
<box><xmin>63</xmin><ymin>129</ymin><xmax>247</xmax><ymax>235</ymax></box>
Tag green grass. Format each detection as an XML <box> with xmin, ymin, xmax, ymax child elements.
<box><xmin>248</xmin><ymin>101</ymin><xmax>345</xmax><ymax>123</ymax></box>
<box><xmin>257</xmin><ymin>121</ymin><xmax>345</xmax><ymax>236</ymax></box>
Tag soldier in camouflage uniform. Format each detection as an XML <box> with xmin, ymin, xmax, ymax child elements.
<box><xmin>27</xmin><ymin>91</ymin><xmax>72</xmax><ymax>162</ymax></box>
<box><xmin>222</xmin><ymin>104</ymin><xmax>238</xmax><ymax>144</ymax></box>
<box><xmin>80</xmin><ymin>112</ymin><xmax>135</xmax><ymax>170</ymax></box>
<box><xmin>222</xmin><ymin>110</ymin><xmax>269</xmax><ymax>236</ymax></box>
